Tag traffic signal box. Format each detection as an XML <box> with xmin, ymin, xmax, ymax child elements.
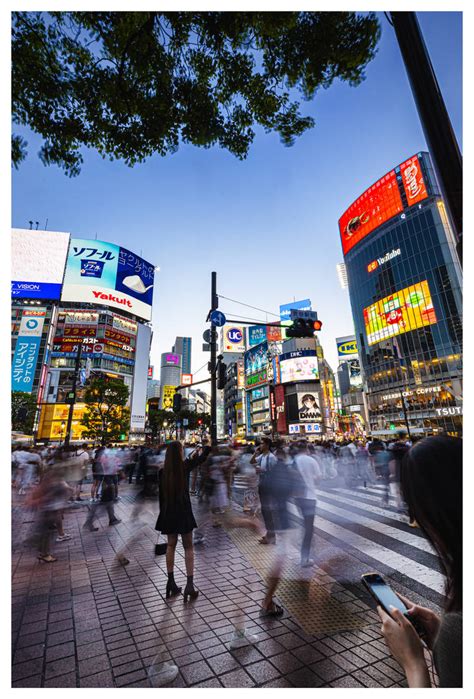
<box><xmin>286</xmin><ymin>310</ymin><xmax>323</xmax><ymax>338</ymax></box>
<box><xmin>173</xmin><ymin>392</ymin><xmax>182</xmax><ymax>413</ymax></box>
<box><xmin>217</xmin><ymin>361</ymin><xmax>227</xmax><ymax>390</ymax></box>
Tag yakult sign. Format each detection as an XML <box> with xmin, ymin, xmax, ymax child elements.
<box><xmin>400</xmin><ymin>155</ymin><xmax>428</xmax><ymax>206</ymax></box>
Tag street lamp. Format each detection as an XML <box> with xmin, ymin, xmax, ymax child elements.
<box><xmin>163</xmin><ymin>420</ymin><xmax>168</xmax><ymax>442</ymax></box>
<box><xmin>60</xmin><ymin>421</ymin><xmax>66</xmax><ymax>446</ymax></box>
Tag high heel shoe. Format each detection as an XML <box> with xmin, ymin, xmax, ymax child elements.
<box><xmin>165</xmin><ymin>581</ymin><xmax>182</xmax><ymax>599</ymax></box>
<box><xmin>183</xmin><ymin>582</ymin><xmax>199</xmax><ymax>603</ymax></box>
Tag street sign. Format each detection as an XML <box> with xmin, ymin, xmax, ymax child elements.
<box><xmin>176</xmin><ymin>422</ymin><xmax>181</xmax><ymax>428</ymax></box>
<box><xmin>290</xmin><ymin>309</ymin><xmax>318</xmax><ymax>321</ymax></box>
<box><xmin>183</xmin><ymin>418</ymin><xmax>189</xmax><ymax>427</ymax></box>
<box><xmin>202</xmin><ymin>343</ymin><xmax>211</xmax><ymax>352</ymax></box>
<box><xmin>203</xmin><ymin>329</ymin><xmax>211</xmax><ymax>343</ymax></box>
<box><xmin>210</xmin><ymin>310</ymin><xmax>226</xmax><ymax>327</ymax></box>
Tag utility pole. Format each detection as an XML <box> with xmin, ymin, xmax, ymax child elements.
<box><xmin>210</xmin><ymin>272</ymin><xmax>218</xmax><ymax>446</ymax></box>
<box><xmin>64</xmin><ymin>343</ymin><xmax>83</xmax><ymax>447</ymax></box>
<box><xmin>390</xmin><ymin>12</ymin><xmax>462</xmax><ymax>266</ymax></box>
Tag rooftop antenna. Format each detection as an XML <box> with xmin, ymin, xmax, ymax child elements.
<box><xmin>94</xmin><ymin>233</ymin><xmax>97</xmax><ymax>240</ymax></box>
<box><xmin>28</xmin><ymin>220</ymin><xmax>33</xmax><ymax>230</ymax></box>
<box><xmin>35</xmin><ymin>221</ymin><xmax>39</xmax><ymax>230</ymax></box>
<box><xmin>44</xmin><ymin>218</ymin><xmax>48</xmax><ymax>230</ymax></box>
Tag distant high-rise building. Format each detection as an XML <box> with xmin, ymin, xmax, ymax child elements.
<box><xmin>160</xmin><ymin>352</ymin><xmax>182</xmax><ymax>388</ymax></box>
<box><xmin>147</xmin><ymin>379</ymin><xmax>161</xmax><ymax>400</ymax></box>
<box><xmin>173</xmin><ymin>336</ymin><xmax>192</xmax><ymax>374</ymax></box>
<box><xmin>336</xmin><ymin>262</ymin><xmax>348</xmax><ymax>290</ymax></box>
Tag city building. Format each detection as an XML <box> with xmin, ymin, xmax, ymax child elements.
<box><xmin>339</xmin><ymin>152</ymin><xmax>462</xmax><ymax>438</ymax></box>
<box><xmin>336</xmin><ymin>262</ymin><xmax>349</xmax><ymax>290</ymax></box>
<box><xmin>11</xmin><ymin>228</ymin><xmax>155</xmax><ymax>442</ymax></box>
<box><xmin>146</xmin><ymin>379</ymin><xmax>161</xmax><ymax>400</ymax></box>
<box><xmin>223</xmin><ymin>360</ymin><xmax>246</xmax><ymax>440</ymax></box>
<box><xmin>335</xmin><ymin>335</ymin><xmax>368</xmax><ymax>436</ymax></box>
<box><xmin>172</xmin><ymin>336</ymin><xmax>192</xmax><ymax>375</ymax></box>
<box><xmin>159</xmin><ymin>352</ymin><xmax>182</xmax><ymax>409</ymax></box>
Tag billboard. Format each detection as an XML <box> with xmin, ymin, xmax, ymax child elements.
<box><xmin>348</xmin><ymin>358</ymin><xmax>362</xmax><ymax>388</ymax></box>
<box><xmin>399</xmin><ymin>155</ymin><xmax>428</xmax><ymax>206</ymax></box>
<box><xmin>61</xmin><ymin>238</ymin><xmax>155</xmax><ymax>321</ymax></box>
<box><xmin>12</xmin><ymin>309</ymin><xmax>47</xmax><ymax>392</ymax></box>
<box><xmin>339</xmin><ymin>170</ymin><xmax>403</xmax><ymax>255</ymax></box>
<box><xmin>336</xmin><ymin>336</ymin><xmax>358</xmax><ymax>359</ymax></box>
<box><xmin>244</xmin><ymin>341</ymin><xmax>268</xmax><ymax>388</ymax></box>
<box><xmin>364</xmin><ymin>280</ymin><xmax>437</xmax><ymax>346</ymax></box>
<box><xmin>237</xmin><ymin>359</ymin><xmax>245</xmax><ymax>389</ymax></box>
<box><xmin>164</xmin><ymin>353</ymin><xmax>180</xmax><ymax>366</ymax></box>
<box><xmin>161</xmin><ymin>385</ymin><xmax>176</xmax><ymax>410</ymax></box>
<box><xmin>279</xmin><ymin>350</ymin><xmax>319</xmax><ymax>383</ymax></box>
<box><xmin>248</xmin><ymin>325</ymin><xmax>266</xmax><ymax>347</ymax></box>
<box><xmin>266</xmin><ymin>323</ymin><xmax>282</xmax><ymax>342</ymax></box>
<box><xmin>181</xmin><ymin>373</ymin><xmax>193</xmax><ymax>386</ymax></box>
<box><xmin>11</xmin><ymin>229</ymin><xmax>70</xmax><ymax>299</ymax></box>
<box><xmin>339</xmin><ymin>153</ymin><xmax>432</xmax><ymax>256</ymax></box>
<box><xmin>298</xmin><ymin>392</ymin><xmax>323</xmax><ymax>422</ymax></box>
<box><xmin>280</xmin><ymin>299</ymin><xmax>312</xmax><ymax>322</ymax></box>
<box><xmin>275</xmin><ymin>384</ymin><xmax>287</xmax><ymax>434</ymax></box>
<box><xmin>222</xmin><ymin>325</ymin><xmax>245</xmax><ymax>352</ymax></box>
<box><xmin>130</xmin><ymin>323</ymin><xmax>151</xmax><ymax>431</ymax></box>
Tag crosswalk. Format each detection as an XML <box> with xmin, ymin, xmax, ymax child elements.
<box><xmin>290</xmin><ymin>483</ymin><xmax>446</xmax><ymax>599</ymax></box>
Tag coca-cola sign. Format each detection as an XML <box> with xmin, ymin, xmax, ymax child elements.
<box><xmin>400</xmin><ymin>155</ymin><xmax>428</xmax><ymax>205</ymax></box>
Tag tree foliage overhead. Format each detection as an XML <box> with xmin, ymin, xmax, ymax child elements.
<box><xmin>81</xmin><ymin>375</ymin><xmax>130</xmax><ymax>445</ymax></box>
<box><xmin>12</xmin><ymin>11</ymin><xmax>380</xmax><ymax>175</ymax></box>
<box><xmin>11</xmin><ymin>391</ymin><xmax>38</xmax><ymax>434</ymax></box>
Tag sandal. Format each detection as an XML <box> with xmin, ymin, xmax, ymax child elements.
<box><xmin>260</xmin><ymin>600</ymin><xmax>284</xmax><ymax>618</ymax></box>
<box><xmin>38</xmin><ymin>554</ymin><xmax>57</xmax><ymax>563</ymax></box>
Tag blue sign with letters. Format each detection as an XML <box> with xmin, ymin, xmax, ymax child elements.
<box><xmin>12</xmin><ymin>336</ymin><xmax>41</xmax><ymax>392</ymax></box>
<box><xmin>248</xmin><ymin>325</ymin><xmax>266</xmax><ymax>346</ymax></box>
<box><xmin>227</xmin><ymin>327</ymin><xmax>243</xmax><ymax>344</ymax></box>
<box><xmin>280</xmin><ymin>299</ymin><xmax>312</xmax><ymax>321</ymax></box>
<box><xmin>11</xmin><ymin>281</ymin><xmax>62</xmax><ymax>299</ymax></box>
<box><xmin>210</xmin><ymin>310</ymin><xmax>226</xmax><ymax>327</ymax></box>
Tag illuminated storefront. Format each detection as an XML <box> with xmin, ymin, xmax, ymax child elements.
<box><xmin>340</xmin><ymin>152</ymin><xmax>462</xmax><ymax>436</ymax></box>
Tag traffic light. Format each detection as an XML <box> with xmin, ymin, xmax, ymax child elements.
<box><xmin>217</xmin><ymin>361</ymin><xmax>227</xmax><ymax>389</ymax></box>
<box><xmin>173</xmin><ymin>392</ymin><xmax>182</xmax><ymax>413</ymax></box>
<box><xmin>198</xmin><ymin>419</ymin><xmax>202</xmax><ymax>426</ymax></box>
<box><xmin>286</xmin><ymin>318</ymin><xmax>323</xmax><ymax>338</ymax></box>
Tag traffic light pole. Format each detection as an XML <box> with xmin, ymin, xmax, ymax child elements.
<box><xmin>210</xmin><ymin>272</ymin><xmax>218</xmax><ymax>447</ymax></box>
<box><xmin>390</xmin><ymin>12</ymin><xmax>462</xmax><ymax>266</ymax></box>
<box><xmin>64</xmin><ymin>343</ymin><xmax>83</xmax><ymax>447</ymax></box>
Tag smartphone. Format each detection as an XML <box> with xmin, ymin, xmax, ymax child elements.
<box><xmin>361</xmin><ymin>572</ymin><xmax>425</xmax><ymax>637</ymax></box>
<box><xmin>361</xmin><ymin>572</ymin><xmax>409</xmax><ymax>616</ymax></box>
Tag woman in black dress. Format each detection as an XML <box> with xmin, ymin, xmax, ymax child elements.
<box><xmin>156</xmin><ymin>441</ymin><xmax>198</xmax><ymax>602</ymax></box>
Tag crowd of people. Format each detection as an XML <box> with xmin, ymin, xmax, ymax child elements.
<box><xmin>11</xmin><ymin>431</ymin><xmax>462</xmax><ymax>687</ymax></box>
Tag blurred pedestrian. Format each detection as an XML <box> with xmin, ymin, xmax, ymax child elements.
<box><xmin>295</xmin><ymin>441</ymin><xmax>322</xmax><ymax>567</ymax></box>
<box><xmin>251</xmin><ymin>437</ymin><xmax>277</xmax><ymax>544</ymax></box>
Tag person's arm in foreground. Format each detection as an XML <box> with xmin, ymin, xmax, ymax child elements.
<box><xmin>377</xmin><ymin>606</ymin><xmax>431</xmax><ymax>687</ymax></box>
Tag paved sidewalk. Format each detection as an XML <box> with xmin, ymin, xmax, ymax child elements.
<box><xmin>12</xmin><ymin>485</ymin><xmax>435</xmax><ymax>688</ymax></box>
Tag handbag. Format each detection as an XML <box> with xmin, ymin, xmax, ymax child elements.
<box><xmin>155</xmin><ymin>532</ymin><xmax>167</xmax><ymax>555</ymax></box>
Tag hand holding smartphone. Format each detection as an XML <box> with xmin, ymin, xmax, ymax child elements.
<box><xmin>361</xmin><ymin>573</ymin><xmax>425</xmax><ymax>638</ymax></box>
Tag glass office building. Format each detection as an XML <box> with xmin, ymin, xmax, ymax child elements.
<box><xmin>340</xmin><ymin>152</ymin><xmax>462</xmax><ymax>437</ymax></box>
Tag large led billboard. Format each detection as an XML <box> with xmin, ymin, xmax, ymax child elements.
<box><xmin>244</xmin><ymin>341</ymin><xmax>268</xmax><ymax>388</ymax></box>
<box><xmin>61</xmin><ymin>238</ymin><xmax>155</xmax><ymax>321</ymax></box>
<box><xmin>364</xmin><ymin>280</ymin><xmax>437</xmax><ymax>346</ymax></box>
<box><xmin>339</xmin><ymin>153</ymin><xmax>430</xmax><ymax>256</ymax></box>
<box><xmin>280</xmin><ymin>350</ymin><xmax>319</xmax><ymax>383</ymax></box>
<box><xmin>11</xmin><ymin>229</ymin><xmax>70</xmax><ymax>299</ymax></box>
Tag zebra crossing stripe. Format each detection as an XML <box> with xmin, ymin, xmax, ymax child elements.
<box><xmin>313</xmin><ymin>498</ymin><xmax>435</xmax><ymax>554</ymax></box>
<box><xmin>314</xmin><ymin>489</ymin><xmax>411</xmax><ymax>525</ymax></box>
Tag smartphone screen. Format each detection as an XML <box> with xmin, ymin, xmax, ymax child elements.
<box><xmin>363</xmin><ymin>573</ymin><xmax>408</xmax><ymax>615</ymax></box>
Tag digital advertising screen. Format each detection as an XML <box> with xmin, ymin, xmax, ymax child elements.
<box><xmin>399</xmin><ymin>155</ymin><xmax>428</xmax><ymax>206</ymax></box>
<box><xmin>61</xmin><ymin>238</ymin><xmax>155</xmax><ymax>321</ymax></box>
<box><xmin>279</xmin><ymin>350</ymin><xmax>319</xmax><ymax>383</ymax></box>
<box><xmin>11</xmin><ymin>229</ymin><xmax>70</xmax><ymax>299</ymax></box>
<box><xmin>339</xmin><ymin>170</ymin><xmax>403</xmax><ymax>255</ymax></box>
<box><xmin>297</xmin><ymin>392</ymin><xmax>322</xmax><ymax>422</ymax></box>
<box><xmin>244</xmin><ymin>341</ymin><xmax>268</xmax><ymax>388</ymax></box>
<box><xmin>364</xmin><ymin>280</ymin><xmax>437</xmax><ymax>346</ymax></box>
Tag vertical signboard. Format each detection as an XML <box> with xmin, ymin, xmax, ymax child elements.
<box><xmin>161</xmin><ymin>385</ymin><xmax>176</xmax><ymax>410</ymax></box>
<box><xmin>248</xmin><ymin>325</ymin><xmax>266</xmax><ymax>347</ymax></box>
<box><xmin>130</xmin><ymin>323</ymin><xmax>151</xmax><ymax>430</ymax></box>
<box><xmin>275</xmin><ymin>384</ymin><xmax>287</xmax><ymax>434</ymax></box>
<box><xmin>12</xmin><ymin>309</ymin><xmax>46</xmax><ymax>392</ymax></box>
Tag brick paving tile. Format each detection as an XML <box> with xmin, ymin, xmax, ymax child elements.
<box><xmin>287</xmin><ymin>667</ymin><xmax>326</xmax><ymax>687</ymax></box>
<box><xmin>291</xmin><ymin>644</ymin><xmax>324</xmax><ymax>665</ymax></box>
<box><xmin>351</xmin><ymin>669</ymin><xmax>385</xmax><ymax>688</ymax></box>
<box><xmin>173</xmin><ymin>650</ymin><xmax>204</xmax><ymax>667</ymax></box>
<box><xmin>79</xmin><ymin>671</ymin><xmax>115</xmax><ymax>688</ymax></box>
<box><xmin>339</xmin><ymin>649</ymin><xmax>371</xmax><ymax>669</ymax></box>
<box><xmin>220</xmin><ymin>668</ymin><xmax>256</xmax><ymax>688</ymax></box>
<box><xmin>12</xmin><ymin>675</ymin><xmax>43</xmax><ymax>688</ymax></box>
<box><xmin>13</xmin><ymin>643</ymin><xmax>46</xmax><ymax>664</ymax></box>
<box><xmin>112</xmin><ymin>658</ymin><xmax>144</xmax><ymax>677</ymax></box>
<box><xmin>108</xmin><ymin>642</ymin><xmax>137</xmax><ymax>659</ymax></box>
<box><xmin>44</xmin><ymin>672</ymin><xmax>77</xmax><ymax>688</ymax></box>
<box><xmin>263</xmin><ymin>677</ymin><xmax>293</xmax><ymax>687</ymax></box>
<box><xmin>330</xmin><ymin>675</ymin><xmax>365</xmax><ymax>688</ymax></box>
<box><xmin>109</xmin><ymin>650</ymin><xmax>141</xmax><ymax>667</ymax></box>
<box><xmin>45</xmin><ymin>641</ymin><xmax>76</xmax><ymax>663</ymax></box>
<box><xmin>206</xmin><ymin>652</ymin><xmax>240</xmax><ymax>675</ymax></box>
<box><xmin>246</xmin><ymin>659</ymin><xmax>282</xmax><ymax>684</ymax></box>
<box><xmin>362</xmin><ymin>664</ymin><xmax>394</xmax><ymax>687</ymax></box>
<box><xmin>44</xmin><ymin>655</ymin><xmax>77</xmax><ymax>679</ymax></box>
<box><xmin>114</xmin><ymin>669</ymin><xmax>148</xmax><ymax>687</ymax></box>
<box><xmin>310</xmin><ymin>658</ymin><xmax>347</xmax><ymax>682</ymax></box>
<box><xmin>16</xmin><ymin>630</ymin><xmax>47</xmax><ymax>648</ymax></box>
<box><xmin>75</xmin><ymin>628</ymin><xmax>104</xmax><ymax>645</ymax></box>
<box><xmin>199</xmin><ymin>643</ymin><xmax>229</xmax><ymax>659</ymax></box>
<box><xmin>78</xmin><ymin>653</ymin><xmax>111</xmax><ymax>678</ymax></box>
<box><xmin>253</xmin><ymin>637</ymin><xmax>286</xmax><ymax>657</ymax></box>
<box><xmin>193</xmin><ymin>678</ymin><xmax>223</xmax><ymax>687</ymax></box>
<box><xmin>350</xmin><ymin>645</ymin><xmax>382</xmax><ymax>664</ymax></box>
<box><xmin>331</xmin><ymin>653</ymin><xmax>360</xmax><ymax>673</ymax></box>
<box><xmin>268</xmin><ymin>651</ymin><xmax>304</xmax><ymax>674</ymax></box>
<box><xmin>373</xmin><ymin>661</ymin><xmax>405</xmax><ymax>683</ymax></box>
<box><xmin>180</xmin><ymin>659</ymin><xmax>215</xmax><ymax>685</ymax></box>
<box><xmin>11</xmin><ymin>657</ymin><xmax>44</xmax><ymax>682</ymax></box>
<box><xmin>46</xmin><ymin>629</ymin><xmax>75</xmax><ymax>647</ymax></box>
<box><xmin>230</xmin><ymin>645</ymin><xmax>265</xmax><ymax>666</ymax></box>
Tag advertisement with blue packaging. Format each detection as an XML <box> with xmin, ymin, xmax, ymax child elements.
<box><xmin>61</xmin><ymin>238</ymin><xmax>155</xmax><ymax>321</ymax></box>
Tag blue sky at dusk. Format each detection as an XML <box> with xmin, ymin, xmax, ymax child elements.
<box><xmin>11</xmin><ymin>11</ymin><xmax>462</xmax><ymax>381</ymax></box>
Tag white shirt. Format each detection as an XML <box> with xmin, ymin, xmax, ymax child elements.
<box><xmin>256</xmin><ymin>451</ymin><xmax>277</xmax><ymax>473</ymax></box>
<box><xmin>295</xmin><ymin>453</ymin><xmax>321</xmax><ymax>500</ymax></box>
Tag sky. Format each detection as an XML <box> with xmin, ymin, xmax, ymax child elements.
<box><xmin>11</xmin><ymin>11</ymin><xmax>462</xmax><ymax>386</ymax></box>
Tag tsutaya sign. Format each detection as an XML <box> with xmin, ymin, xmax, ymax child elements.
<box><xmin>367</xmin><ymin>248</ymin><xmax>401</xmax><ymax>273</ymax></box>
<box><xmin>381</xmin><ymin>386</ymin><xmax>442</xmax><ymax>401</ymax></box>
<box><xmin>435</xmin><ymin>406</ymin><xmax>462</xmax><ymax>417</ymax></box>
